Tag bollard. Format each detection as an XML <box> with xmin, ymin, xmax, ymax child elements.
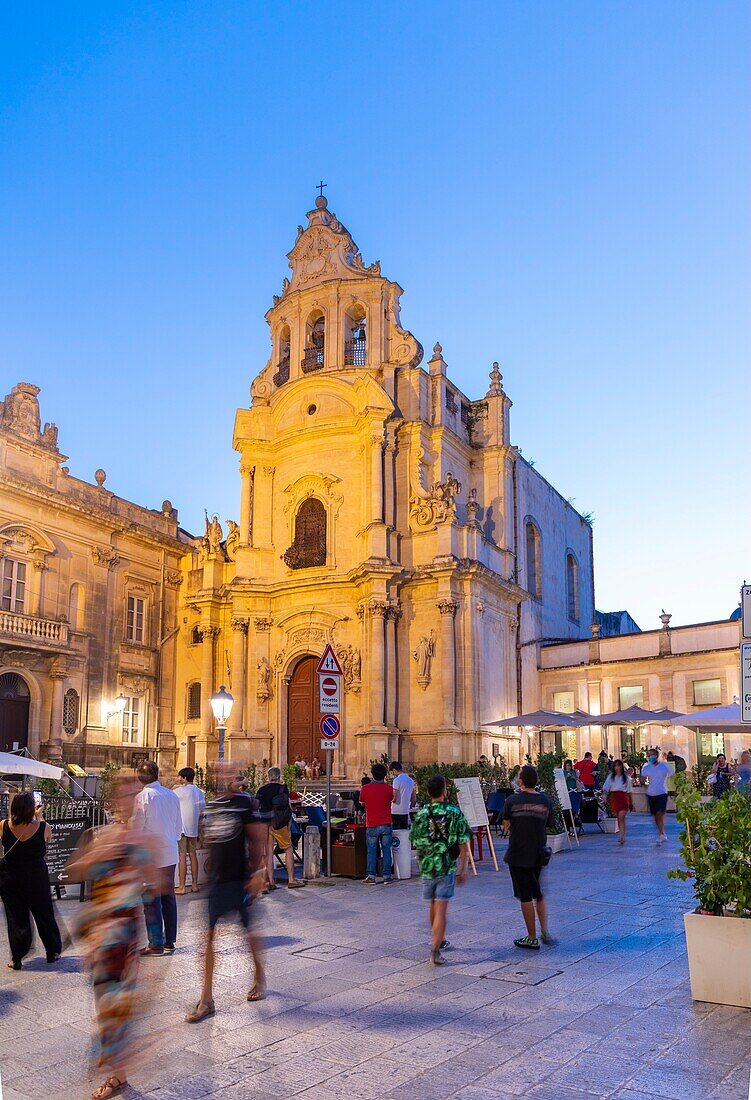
<box><xmin>303</xmin><ymin>825</ymin><xmax>321</xmax><ymax>880</ymax></box>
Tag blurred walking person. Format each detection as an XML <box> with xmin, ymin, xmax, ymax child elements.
<box><xmin>603</xmin><ymin>758</ymin><xmax>633</xmax><ymax>845</ymax></box>
<box><xmin>133</xmin><ymin>761</ymin><xmax>183</xmax><ymax>955</ymax></box>
<box><xmin>174</xmin><ymin>767</ymin><xmax>206</xmax><ymax>895</ymax></box>
<box><xmin>66</xmin><ymin>777</ymin><xmax>160</xmax><ymax>1100</ymax></box>
<box><xmin>185</xmin><ymin>767</ymin><xmax>267</xmax><ymax>1023</ymax></box>
<box><xmin>0</xmin><ymin>792</ymin><xmax>62</xmax><ymax>970</ymax></box>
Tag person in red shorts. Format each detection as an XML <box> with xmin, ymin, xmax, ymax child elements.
<box><xmin>359</xmin><ymin>764</ymin><xmax>394</xmax><ymax>884</ymax></box>
<box><xmin>602</xmin><ymin>758</ymin><xmax>633</xmax><ymax>845</ymax></box>
<box><xmin>575</xmin><ymin>752</ymin><xmax>597</xmax><ymax>791</ymax></box>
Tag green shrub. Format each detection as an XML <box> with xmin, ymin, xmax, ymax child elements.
<box><xmin>282</xmin><ymin>763</ymin><xmax>300</xmax><ymax>790</ymax></box>
<box><xmin>99</xmin><ymin>761</ymin><xmax>122</xmax><ymax>803</ymax></box>
<box><xmin>668</xmin><ymin>773</ymin><xmax>751</xmax><ymax>916</ymax></box>
<box><xmin>533</xmin><ymin>751</ymin><xmax>566</xmax><ymax>835</ymax></box>
<box><xmin>374</xmin><ymin>759</ymin><xmax>508</xmax><ymax>806</ymax></box>
<box><xmin>691</xmin><ymin>755</ymin><xmax>715</xmax><ymax>793</ymax></box>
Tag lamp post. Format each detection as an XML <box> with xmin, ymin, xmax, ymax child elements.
<box><xmin>107</xmin><ymin>694</ymin><xmax>128</xmax><ymax>719</ymax></box>
<box><xmin>210</xmin><ymin>684</ymin><xmax>234</xmax><ymax>761</ymax></box>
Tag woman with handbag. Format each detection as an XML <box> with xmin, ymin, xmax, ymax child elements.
<box><xmin>0</xmin><ymin>791</ymin><xmax>62</xmax><ymax>970</ymax></box>
<box><xmin>602</xmin><ymin>758</ymin><xmax>633</xmax><ymax>845</ymax></box>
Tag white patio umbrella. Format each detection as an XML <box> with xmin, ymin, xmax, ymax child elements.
<box><xmin>669</xmin><ymin>702</ymin><xmax>746</xmax><ymax>732</ymax></box>
<box><xmin>487</xmin><ymin>708</ymin><xmax>581</xmax><ymax>757</ymax></box>
<box><xmin>0</xmin><ymin>752</ymin><xmax>63</xmax><ymax>780</ymax></box>
<box><xmin>589</xmin><ymin>705</ymin><xmax>682</xmax><ymax>755</ymax></box>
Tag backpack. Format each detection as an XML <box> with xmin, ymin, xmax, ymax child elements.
<box><xmin>271</xmin><ymin>785</ymin><xmax>292</xmax><ymax>830</ymax></box>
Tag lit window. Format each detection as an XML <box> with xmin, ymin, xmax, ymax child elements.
<box><xmin>618</xmin><ymin>685</ymin><xmax>644</xmax><ymax>709</ymax></box>
<box><xmin>692</xmin><ymin>678</ymin><xmax>721</xmax><ymax>707</ymax></box>
<box><xmin>187</xmin><ymin>682</ymin><xmax>202</xmax><ymax>720</ymax></box>
<box><xmin>566</xmin><ymin>553</ymin><xmax>579</xmax><ymax>622</ymax></box>
<box><xmin>126</xmin><ymin>595</ymin><xmax>146</xmax><ymax>643</ymax></box>
<box><xmin>553</xmin><ymin>690</ymin><xmax>575</xmax><ymax>714</ymax></box>
<box><xmin>1</xmin><ymin>559</ymin><xmax>26</xmax><ymax>613</ymax></box>
<box><xmin>122</xmin><ymin>697</ymin><xmax>141</xmax><ymax>744</ymax></box>
<box><xmin>62</xmin><ymin>688</ymin><xmax>79</xmax><ymax>735</ymax></box>
<box><xmin>525</xmin><ymin>520</ymin><xmax>542</xmax><ymax>600</ymax></box>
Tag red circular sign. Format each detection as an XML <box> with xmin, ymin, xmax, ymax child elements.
<box><xmin>321</xmin><ymin>676</ymin><xmax>338</xmax><ymax>696</ymax></box>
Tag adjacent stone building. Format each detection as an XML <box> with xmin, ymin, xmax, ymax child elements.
<box><xmin>0</xmin><ymin>382</ymin><xmax>188</xmax><ymax>766</ymax></box>
<box><xmin>170</xmin><ymin>195</ymin><xmax>594</xmax><ymax>774</ymax></box>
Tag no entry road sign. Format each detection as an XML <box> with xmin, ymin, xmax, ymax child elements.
<box><xmin>318</xmin><ymin>674</ymin><xmax>341</xmax><ymax>713</ymax></box>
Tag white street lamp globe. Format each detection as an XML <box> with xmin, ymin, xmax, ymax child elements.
<box><xmin>114</xmin><ymin>694</ymin><xmax>128</xmax><ymax>713</ymax></box>
<box><xmin>210</xmin><ymin>684</ymin><xmax>234</xmax><ymax>727</ymax></box>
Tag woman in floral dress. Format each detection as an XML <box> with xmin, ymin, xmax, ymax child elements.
<box><xmin>66</xmin><ymin>778</ymin><xmax>159</xmax><ymax>1100</ymax></box>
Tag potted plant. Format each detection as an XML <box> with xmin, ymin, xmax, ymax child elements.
<box><xmin>668</xmin><ymin>774</ymin><xmax>751</xmax><ymax>1008</ymax></box>
<box><xmin>534</xmin><ymin>752</ymin><xmax>568</xmax><ymax>854</ymax></box>
<box><xmin>600</xmin><ymin>793</ymin><xmax>619</xmax><ymax>834</ymax></box>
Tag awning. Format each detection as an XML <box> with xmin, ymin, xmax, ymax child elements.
<box><xmin>0</xmin><ymin>752</ymin><xmax>64</xmax><ymax>780</ymax></box>
<box><xmin>487</xmin><ymin>708</ymin><xmax>581</xmax><ymax>729</ymax></box>
<box><xmin>592</xmin><ymin>705</ymin><xmax>682</xmax><ymax>727</ymax></box>
<box><xmin>670</xmin><ymin>702</ymin><xmax>749</xmax><ymax>734</ymax></box>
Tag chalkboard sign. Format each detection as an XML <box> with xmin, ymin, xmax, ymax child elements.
<box><xmin>46</xmin><ymin>819</ymin><xmax>89</xmax><ymax>885</ymax></box>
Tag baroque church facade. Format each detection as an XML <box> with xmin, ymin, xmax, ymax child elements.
<box><xmin>0</xmin><ymin>196</ymin><xmax>597</xmax><ymax>776</ymax></box>
<box><xmin>170</xmin><ymin>195</ymin><xmax>594</xmax><ymax>774</ymax></box>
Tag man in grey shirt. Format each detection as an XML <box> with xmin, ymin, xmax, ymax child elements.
<box><xmin>640</xmin><ymin>749</ymin><xmax>671</xmax><ymax>845</ymax></box>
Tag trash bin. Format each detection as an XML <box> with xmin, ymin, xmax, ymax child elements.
<box><xmin>392</xmin><ymin>829</ymin><xmax>412</xmax><ymax>879</ymax></box>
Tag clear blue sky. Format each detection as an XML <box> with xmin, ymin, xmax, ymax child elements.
<box><xmin>1</xmin><ymin>1</ymin><xmax>748</xmax><ymax>629</ymax></box>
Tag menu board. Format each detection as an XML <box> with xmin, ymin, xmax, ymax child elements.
<box><xmin>46</xmin><ymin>819</ymin><xmax>89</xmax><ymax>885</ymax></box>
<box><xmin>453</xmin><ymin>778</ymin><xmax>489</xmax><ymax>828</ymax></box>
<box><xmin>553</xmin><ymin>768</ymin><xmax>573</xmax><ymax>812</ymax></box>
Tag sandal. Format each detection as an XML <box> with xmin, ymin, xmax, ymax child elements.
<box><xmin>175</xmin><ymin>887</ymin><xmax>186</xmax><ymax>895</ymax></box>
<box><xmin>513</xmin><ymin>936</ymin><xmax>540</xmax><ymax>950</ymax></box>
<box><xmin>7</xmin><ymin>960</ymin><xmax>21</xmax><ymax>971</ymax></box>
<box><xmin>91</xmin><ymin>1076</ymin><xmax>127</xmax><ymax>1099</ymax></box>
<box><xmin>185</xmin><ymin>999</ymin><xmax>215</xmax><ymax>1023</ymax></box>
<box><xmin>247</xmin><ymin>982</ymin><xmax>266</xmax><ymax>1002</ymax></box>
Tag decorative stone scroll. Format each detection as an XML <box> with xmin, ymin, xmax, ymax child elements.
<box><xmin>408</xmin><ymin>446</ymin><xmax>462</xmax><ymax>531</ymax></box>
<box><xmin>91</xmin><ymin>546</ymin><xmax>119</xmax><ymax>569</ymax></box>
<box><xmin>336</xmin><ymin>644</ymin><xmax>362</xmax><ymax>694</ymax></box>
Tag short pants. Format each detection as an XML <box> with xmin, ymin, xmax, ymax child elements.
<box><xmin>179</xmin><ymin>834</ymin><xmax>198</xmax><ymax>854</ymax></box>
<box><xmin>508</xmin><ymin>864</ymin><xmax>543</xmax><ymax>903</ymax></box>
<box><xmin>422</xmin><ymin>872</ymin><xmax>456</xmax><ymax>901</ymax></box>
<box><xmin>271</xmin><ymin>824</ymin><xmax>292</xmax><ymax>850</ymax></box>
<box><xmin>647</xmin><ymin>794</ymin><xmax>668</xmax><ymax>815</ymax></box>
<box><xmin>207</xmin><ymin>880</ymin><xmax>249</xmax><ymax>929</ymax></box>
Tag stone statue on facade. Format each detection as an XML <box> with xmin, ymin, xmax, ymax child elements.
<box><xmin>256</xmin><ymin>656</ymin><xmax>272</xmax><ymax>702</ymax></box>
<box><xmin>412</xmin><ymin>630</ymin><xmax>436</xmax><ymax>688</ymax></box>
<box><xmin>225</xmin><ymin>519</ymin><xmax>240</xmax><ymax>561</ymax></box>
<box><xmin>202</xmin><ymin>513</ymin><xmax>224</xmax><ymax>557</ymax></box>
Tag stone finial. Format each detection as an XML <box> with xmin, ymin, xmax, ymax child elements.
<box><xmin>428</xmin><ymin>342</ymin><xmax>447</xmax><ymax>377</ymax></box>
<box><xmin>659</xmin><ymin>609</ymin><xmax>672</xmax><ymax>630</ymax></box>
<box><xmin>315</xmin><ymin>194</ymin><xmax>328</xmax><ymax>209</ymax></box>
<box><xmin>486</xmin><ymin>361</ymin><xmax>503</xmax><ymax>397</ymax></box>
<box><xmin>95</xmin><ymin>468</ymin><xmax>106</xmax><ymax>487</ymax></box>
<box><xmin>433</xmin><ymin>342</ymin><xmax>442</xmax><ymax>356</ymax></box>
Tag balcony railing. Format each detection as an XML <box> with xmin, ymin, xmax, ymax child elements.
<box><xmin>344</xmin><ymin>337</ymin><xmax>367</xmax><ymax>366</ymax></box>
<box><xmin>0</xmin><ymin>610</ymin><xmax>69</xmax><ymax>646</ymax></box>
<box><xmin>301</xmin><ymin>346</ymin><xmax>325</xmax><ymax>373</ymax></box>
<box><xmin>273</xmin><ymin>354</ymin><xmax>290</xmax><ymax>387</ymax></box>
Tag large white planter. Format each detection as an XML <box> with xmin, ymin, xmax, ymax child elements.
<box><xmin>684</xmin><ymin>911</ymin><xmax>751</xmax><ymax>1009</ymax></box>
<box><xmin>601</xmin><ymin>817</ymin><xmax>619</xmax><ymax>834</ymax></box>
<box><xmin>548</xmin><ymin>832</ymin><xmax>567</xmax><ymax>855</ymax></box>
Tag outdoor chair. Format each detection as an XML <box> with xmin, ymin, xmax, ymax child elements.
<box><xmin>568</xmin><ymin>790</ymin><xmax>583</xmax><ymax>833</ymax></box>
<box><xmin>487</xmin><ymin>791</ymin><xmax>506</xmax><ymax>833</ymax></box>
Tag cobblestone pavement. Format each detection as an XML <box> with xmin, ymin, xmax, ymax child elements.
<box><xmin>1</xmin><ymin>815</ymin><xmax>749</xmax><ymax>1100</ymax></box>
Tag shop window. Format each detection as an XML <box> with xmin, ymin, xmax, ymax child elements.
<box><xmin>618</xmin><ymin>685</ymin><xmax>644</xmax><ymax>709</ymax></box>
<box><xmin>692</xmin><ymin>678</ymin><xmax>721</xmax><ymax>707</ymax></box>
<box><xmin>187</xmin><ymin>681</ymin><xmax>202</xmax><ymax>720</ymax></box>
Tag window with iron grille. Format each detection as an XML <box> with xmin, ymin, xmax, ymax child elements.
<box><xmin>187</xmin><ymin>681</ymin><xmax>202</xmax><ymax>719</ymax></box>
<box><xmin>1</xmin><ymin>559</ymin><xmax>26</xmax><ymax>613</ymax></box>
<box><xmin>126</xmin><ymin>595</ymin><xmax>146</xmax><ymax>643</ymax></box>
<box><xmin>283</xmin><ymin>498</ymin><xmax>327</xmax><ymax>569</ymax></box>
<box><xmin>63</xmin><ymin>688</ymin><xmax>79</xmax><ymax>735</ymax></box>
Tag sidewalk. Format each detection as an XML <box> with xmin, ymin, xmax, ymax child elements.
<box><xmin>1</xmin><ymin>815</ymin><xmax>749</xmax><ymax>1100</ymax></box>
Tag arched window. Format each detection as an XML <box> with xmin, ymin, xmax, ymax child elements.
<box><xmin>283</xmin><ymin>498</ymin><xmax>327</xmax><ymax>569</ymax></box>
<box><xmin>525</xmin><ymin>519</ymin><xmax>542</xmax><ymax>600</ymax></box>
<box><xmin>68</xmin><ymin>583</ymin><xmax>85</xmax><ymax>632</ymax></box>
<box><xmin>344</xmin><ymin>304</ymin><xmax>367</xmax><ymax>366</ymax></box>
<box><xmin>62</xmin><ymin>688</ymin><xmax>79</xmax><ymax>735</ymax></box>
<box><xmin>186</xmin><ymin>681</ymin><xmax>202</xmax><ymax>720</ymax></box>
<box><xmin>566</xmin><ymin>552</ymin><xmax>579</xmax><ymax>622</ymax></box>
<box><xmin>273</xmin><ymin>324</ymin><xmax>291</xmax><ymax>387</ymax></box>
<box><xmin>302</xmin><ymin>311</ymin><xmax>325</xmax><ymax>373</ymax></box>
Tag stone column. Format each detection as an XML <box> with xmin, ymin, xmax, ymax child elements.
<box><xmin>437</xmin><ymin>599</ymin><xmax>458</xmax><ymax>730</ymax></box>
<box><xmin>367</xmin><ymin>600</ymin><xmax>388</xmax><ymax>730</ymax></box>
<box><xmin>239</xmin><ymin>464</ymin><xmax>255</xmax><ymax>546</ymax></box>
<box><xmin>385</xmin><ymin>602</ymin><xmax>400</xmax><ymax>729</ymax></box>
<box><xmin>230</xmin><ymin>617</ymin><xmax>249</xmax><ymax>735</ymax></box>
<box><xmin>198</xmin><ymin>626</ymin><xmax>219</xmax><ymax>740</ymax></box>
<box><xmin>48</xmin><ymin>666</ymin><xmax>66</xmax><ymax>762</ymax></box>
<box><xmin>29</xmin><ymin>560</ymin><xmax>46</xmax><ymax>617</ymax></box>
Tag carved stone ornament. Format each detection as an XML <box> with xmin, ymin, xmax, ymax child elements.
<box><xmin>254</xmin><ymin>616</ymin><xmax>273</xmax><ymax>632</ymax></box>
<box><xmin>0</xmin><ymin>524</ymin><xmax>55</xmax><ymax>564</ymax></box>
<box><xmin>119</xmin><ymin>674</ymin><xmax>149</xmax><ymax>695</ymax></box>
<box><xmin>0</xmin><ymin>648</ymin><xmax>37</xmax><ymax>669</ymax></box>
<box><xmin>289</xmin><ymin>626</ymin><xmax>328</xmax><ymax>648</ymax></box>
<box><xmin>466</xmin><ymin>488</ymin><xmax>481</xmax><ymax>525</ymax></box>
<box><xmin>225</xmin><ymin>520</ymin><xmax>240</xmax><ymax>562</ymax></box>
<box><xmin>200</xmin><ymin>514</ymin><xmax>225</xmax><ymax>560</ymax></box>
<box><xmin>437</xmin><ymin>599</ymin><xmax>458</xmax><ymax>616</ymax></box>
<box><xmin>256</xmin><ymin>656</ymin><xmax>272</xmax><ymax>702</ymax></box>
<box><xmin>282</xmin><ymin>196</ymin><xmax>382</xmax><ymax>298</ymax></box>
<box><xmin>0</xmin><ymin>383</ymin><xmax>60</xmax><ymax>452</ymax></box>
<box><xmin>165</xmin><ymin>570</ymin><xmax>182</xmax><ymax>587</ymax></box>
<box><xmin>412</xmin><ymin>630</ymin><xmax>436</xmax><ymax>689</ymax></box>
<box><xmin>231</xmin><ymin>616</ymin><xmax>250</xmax><ymax>634</ymax></box>
<box><xmin>486</xmin><ymin>361</ymin><xmax>504</xmax><ymax>397</ymax></box>
<box><xmin>91</xmin><ymin>545</ymin><xmax>119</xmax><ymax>569</ymax></box>
<box><xmin>198</xmin><ymin>625</ymin><xmax>220</xmax><ymax>641</ymax></box>
<box><xmin>336</xmin><ymin>644</ymin><xmax>362</xmax><ymax>694</ymax></box>
<box><xmin>408</xmin><ymin>446</ymin><xmax>462</xmax><ymax>531</ymax></box>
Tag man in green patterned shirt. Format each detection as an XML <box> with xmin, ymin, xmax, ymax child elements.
<box><xmin>409</xmin><ymin>774</ymin><xmax>471</xmax><ymax>966</ymax></box>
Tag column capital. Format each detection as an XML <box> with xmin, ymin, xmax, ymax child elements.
<box><xmin>198</xmin><ymin>624</ymin><xmax>220</xmax><ymax>640</ymax></box>
<box><xmin>386</xmin><ymin>601</ymin><xmax>402</xmax><ymax>621</ymax></box>
<box><xmin>361</xmin><ymin>598</ymin><xmax>388</xmax><ymax>618</ymax></box>
<box><xmin>230</xmin><ymin>616</ymin><xmax>250</xmax><ymax>633</ymax></box>
<box><xmin>437</xmin><ymin>599</ymin><xmax>458</xmax><ymax>616</ymax></box>
<box><xmin>254</xmin><ymin>616</ymin><xmax>274</xmax><ymax>632</ymax></box>
<box><xmin>49</xmin><ymin>668</ymin><xmax>67</xmax><ymax>681</ymax></box>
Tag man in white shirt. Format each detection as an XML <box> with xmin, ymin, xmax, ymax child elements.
<box><xmin>389</xmin><ymin>761</ymin><xmax>416</xmax><ymax>829</ymax></box>
<box><xmin>175</xmin><ymin>766</ymin><xmax>207</xmax><ymax>895</ymax></box>
<box><xmin>640</xmin><ymin>749</ymin><xmax>671</xmax><ymax>845</ymax></box>
<box><xmin>133</xmin><ymin>761</ymin><xmax>183</xmax><ymax>955</ymax></box>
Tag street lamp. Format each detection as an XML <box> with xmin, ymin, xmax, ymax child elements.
<box><xmin>210</xmin><ymin>684</ymin><xmax>234</xmax><ymax>761</ymax></box>
<box><xmin>107</xmin><ymin>694</ymin><xmax>128</xmax><ymax>719</ymax></box>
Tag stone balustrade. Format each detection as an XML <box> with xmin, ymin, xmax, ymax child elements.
<box><xmin>0</xmin><ymin>610</ymin><xmax>69</xmax><ymax>646</ymax></box>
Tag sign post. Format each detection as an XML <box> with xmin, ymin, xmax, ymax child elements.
<box><xmin>316</xmin><ymin>645</ymin><xmax>343</xmax><ymax>875</ymax></box>
<box><xmin>741</xmin><ymin>585</ymin><xmax>751</xmax><ymax>640</ymax></box>
<box><xmin>741</xmin><ymin>642</ymin><xmax>751</xmax><ymax>725</ymax></box>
